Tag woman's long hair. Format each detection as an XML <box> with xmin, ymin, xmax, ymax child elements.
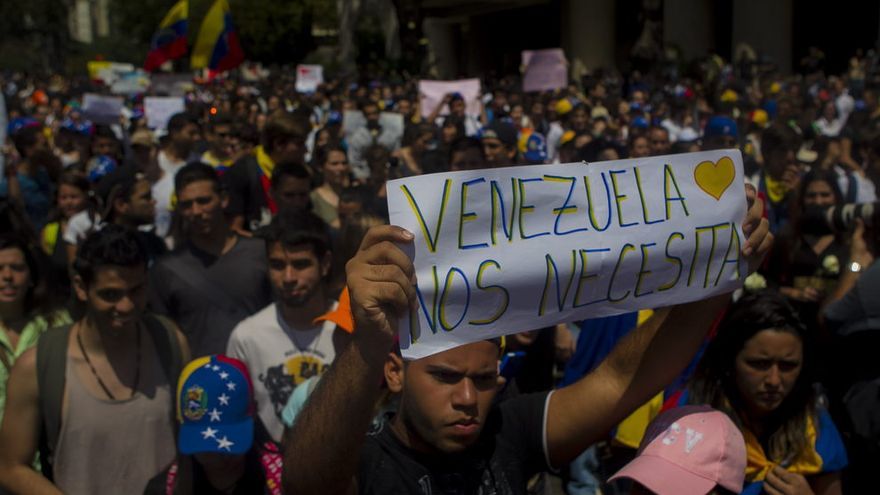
<box><xmin>687</xmin><ymin>291</ymin><xmax>816</xmax><ymax>463</ymax></box>
<box><xmin>0</xmin><ymin>234</ymin><xmax>57</xmax><ymax>320</ymax></box>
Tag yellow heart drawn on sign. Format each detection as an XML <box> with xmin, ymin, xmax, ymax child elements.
<box><xmin>694</xmin><ymin>157</ymin><xmax>735</xmax><ymax>201</ymax></box>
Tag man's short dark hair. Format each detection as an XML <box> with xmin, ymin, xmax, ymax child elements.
<box><xmin>167</xmin><ymin>112</ymin><xmax>199</xmax><ymax>135</ymax></box>
<box><xmin>448</xmin><ymin>136</ymin><xmax>483</xmax><ymax>161</ymax></box>
<box><xmin>92</xmin><ymin>124</ymin><xmax>118</xmax><ymax>143</ymax></box>
<box><xmin>74</xmin><ymin>224</ymin><xmax>146</xmax><ymax>286</ymax></box>
<box><xmin>339</xmin><ymin>185</ymin><xmax>371</xmax><ymax>205</ymax></box>
<box><xmin>761</xmin><ymin>123</ymin><xmax>802</xmax><ymax>158</ymax></box>
<box><xmin>175</xmin><ymin>161</ymin><xmax>222</xmax><ymax>195</ymax></box>
<box><xmin>11</xmin><ymin>126</ymin><xmax>42</xmax><ymax>156</ymax></box>
<box><xmin>258</xmin><ymin>211</ymin><xmax>330</xmax><ymax>260</ymax></box>
<box><xmin>271</xmin><ymin>161</ymin><xmax>311</xmax><ymax>190</ymax></box>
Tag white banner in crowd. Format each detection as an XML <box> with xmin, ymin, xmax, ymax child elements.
<box><xmin>295</xmin><ymin>64</ymin><xmax>324</xmax><ymax>93</ymax></box>
<box><xmin>522</xmin><ymin>48</ymin><xmax>568</xmax><ymax>92</ymax></box>
<box><xmin>144</xmin><ymin>96</ymin><xmax>186</xmax><ymax>130</ymax></box>
<box><xmin>418</xmin><ymin>79</ymin><xmax>481</xmax><ymax>119</ymax></box>
<box><xmin>82</xmin><ymin>93</ymin><xmax>124</xmax><ymax>125</ymax></box>
<box><xmin>387</xmin><ymin>150</ymin><xmax>748</xmax><ymax>359</ymax></box>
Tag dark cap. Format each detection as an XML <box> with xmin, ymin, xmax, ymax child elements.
<box><xmin>479</xmin><ymin>121</ymin><xmax>517</xmax><ymax>148</ymax></box>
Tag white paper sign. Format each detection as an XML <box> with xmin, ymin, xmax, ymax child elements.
<box><xmin>418</xmin><ymin>79</ymin><xmax>481</xmax><ymax>119</ymax></box>
<box><xmin>82</xmin><ymin>93</ymin><xmax>124</xmax><ymax>125</ymax></box>
<box><xmin>522</xmin><ymin>48</ymin><xmax>568</xmax><ymax>92</ymax></box>
<box><xmin>387</xmin><ymin>150</ymin><xmax>748</xmax><ymax>359</ymax></box>
<box><xmin>296</xmin><ymin>64</ymin><xmax>324</xmax><ymax>93</ymax></box>
<box><xmin>144</xmin><ymin>96</ymin><xmax>186</xmax><ymax>130</ymax></box>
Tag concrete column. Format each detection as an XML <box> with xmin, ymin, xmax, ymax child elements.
<box><xmin>732</xmin><ymin>0</ymin><xmax>793</xmax><ymax>72</ymax></box>
<box><xmin>562</xmin><ymin>0</ymin><xmax>616</xmax><ymax>71</ymax></box>
<box><xmin>663</xmin><ymin>0</ymin><xmax>713</xmax><ymax>60</ymax></box>
<box><xmin>423</xmin><ymin>18</ymin><xmax>457</xmax><ymax>79</ymax></box>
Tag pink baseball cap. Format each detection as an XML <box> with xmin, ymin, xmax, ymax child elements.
<box><xmin>609</xmin><ymin>405</ymin><xmax>746</xmax><ymax>494</ymax></box>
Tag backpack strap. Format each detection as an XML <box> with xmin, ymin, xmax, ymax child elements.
<box><xmin>143</xmin><ymin>313</ymin><xmax>184</xmax><ymax>390</ymax></box>
<box><xmin>36</xmin><ymin>324</ymin><xmax>73</xmax><ymax>478</ymax></box>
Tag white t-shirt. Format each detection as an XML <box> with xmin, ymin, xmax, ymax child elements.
<box><xmin>226</xmin><ymin>302</ymin><xmax>339</xmax><ymax>442</ymax></box>
<box><xmin>63</xmin><ymin>210</ymin><xmax>101</xmax><ymax>245</ymax></box>
<box><xmin>153</xmin><ymin>151</ymin><xmax>186</xmax><ymax>238</ymax></box>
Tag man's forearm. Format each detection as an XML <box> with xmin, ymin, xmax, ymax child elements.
<box><xmin>282</xmin><ymin>340</ymin><xmax>387</xmax><ymax>495</ymax></box>
<box><xmin>0</xmin><ymin>466</ymin><xmax>62</xmax><ymax>495</ymax></box>
<box><xmin>603</xmin><ymin>295</ymin><xmax>728</xmax><ymax>412</ymax></box>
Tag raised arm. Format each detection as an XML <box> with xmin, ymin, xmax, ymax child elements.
<box><xmin>0</xmin><ymin>349</ymin><xmax>63</xmax><ymax>495</ymax></box>
<box><xmin>282</xmin><ymin>225</ymin><xmax>416</xmax><ymax>495</ymax></box>
<box><xmin>545</xmin><ymin>184</ymin><xmax>773</xmax><ymax>467</ymax></box>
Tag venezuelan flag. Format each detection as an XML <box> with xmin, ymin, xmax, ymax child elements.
<box><xmin>191</xmin><ymin>0</ymin><xmax>244</xmax><ymax>72</ymax></box>
<box><xmin>144</xmin><ymin>0</ymin><xmax>189</xmax><ymax>71</ymax></box>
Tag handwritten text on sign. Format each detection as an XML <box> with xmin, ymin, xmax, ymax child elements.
<box><xmin>387</xmin><ymin>150</ymin><xmax>747</xmax><ymax>359</ymax></box>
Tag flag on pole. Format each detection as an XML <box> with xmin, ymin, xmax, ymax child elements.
<box><xmin>144</xmin><ymin>0</ymin><xmax>189</xmax><ymax>72</ymax></box>
<box><xmin>191</xmin><ymin>0</ymin><xmax>244</xmax><ymax>72</ymax></box>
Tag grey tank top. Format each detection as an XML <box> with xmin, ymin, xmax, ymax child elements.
<box><xmin>53</xmin><ymin>344</ymin><xmax>176</xmax><ymax>495</ymax></box>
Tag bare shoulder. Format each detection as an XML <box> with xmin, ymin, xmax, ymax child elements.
<box><xmin>8</xmin><ymin>347</ymin><xmax>39</xmax><ymax>397</ymax></box>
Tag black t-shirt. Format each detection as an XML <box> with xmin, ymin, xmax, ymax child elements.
<box><xmin>356</xmin><ymin>391</ymin><xmax>551</xmax><ymax>495</ymax></box>
<box><xmin>148</xmin><ymin>237</ymin><xmax>271</xmax><ymax>357</ymax></box>
<box><xmin>224</xmin><ymin>154</ymin><xmax>269</xmax><ymax>232</ymax></box>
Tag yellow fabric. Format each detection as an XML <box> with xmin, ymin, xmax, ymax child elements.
<box><xmin>763</xmin><ymin>174</ymin><xmax>787</xmax><ymax>204</ymax></box>
<box><xmin>191</xmin><ymin>0</ymin><xmax>228</xmax><ymax>69</ymax></box>
<box><xmin>744</xmin><ymin>414</ymin><xmax>824</xmax><ymax>482</ymax></box>
<box><xmin>615</xmin><ymin>392</ymin><xmax>665</xmax><ymax>448</ymax></box>
<box><xmin>200</xmin><ymin>150</ymin><xmax>233</xmax><ymax>170</ymax></box>
<box><xmin>160</xmin><ymin>0</ymin><xmax>188</xmax><ymax>29</ymax></box>
<box><xmin>41</xmin><ymin>221</ymin><xmax>60</xmax><ymax>255</ymax></box>
<box><xmin>636</xmin><ymin>309</ymin><xmax>654</xmax><ymax>326</ymax></box>
<box><xmin>254</xmin><ymin>145</ymin><xmax>275</xmax><ymax>180</ymax></box>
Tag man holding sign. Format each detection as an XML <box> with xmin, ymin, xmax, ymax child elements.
<box><xmin>283</xmin><ymin>151</ymin><xmax>772</xmax><ymax>494</ymax></box>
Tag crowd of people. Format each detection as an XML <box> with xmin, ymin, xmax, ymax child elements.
<box><xmin>0</xmin><ymin>44</ymin><xmax>877</xmax><ymax>494</ymax></box>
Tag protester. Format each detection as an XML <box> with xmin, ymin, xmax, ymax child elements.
<box><xmin>227</xmin><ymin>213</ymin><xmax>348</xmax><ymax>443</ymax></box>
<box><xmin>282</xmin><ymin>186</ymin><xmax>770</xmax><ymax>493</ymax></box>
<box><xmin>0</xmin><ymin>235</ymin><xmax>70</xmax><ymax>425</ymax></box>
<box><xmin>150</xmin><ymin>162</ymin><xmax>271</xmax><ymax>357</ymax></box>
<box><xmin>309</xmin><ymin>144</ymin><xmax>350</xmax><ymax>229</ymax></box>
<box><xmin>40</xmin><ymin>171</ymin><xmax>90</xmax><ymax>293</ymax></box>
<box><xmin>680</xmin><ymin>291</ymin><xmax>848</xmax><ymax>494</ymax></box>
<box><xmin>63</xmin><ymin>166</ymin><xmax>165</xmax><ymax>267</ymax></box>
<box><xmin>225</xmin><ymin>112</ymin><xmax>308</xmax><ymax>233</ymax></box>
<box><xmin>0</xmin><ymin>225</ymin><xmax>189</xmax><ymax>495</ymax></box>
<box><xmin>154</xmin><ymin>113</ymin><xmax>201</xmax><ymax>238</ymax></box>
<box><xmin>144</xmin><ymin>354</ymin><xmax>273</xmax><ymax>495</ymax></box>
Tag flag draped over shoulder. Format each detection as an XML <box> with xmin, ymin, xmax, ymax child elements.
<box><xmin>191</xmin><ymin>0</ymin><xmax>244</xmax><ymax>72</ymax></box>
<box><xmin>144</xmin><ymin>0</ymin><xmax>189</xmax><ymax>72</ymax></box>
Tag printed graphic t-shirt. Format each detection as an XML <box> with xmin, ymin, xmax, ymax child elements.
<box><xmin>227</xmin><ymin>302</ymin><xmax>339</xmax><ymax>442</ymax></box>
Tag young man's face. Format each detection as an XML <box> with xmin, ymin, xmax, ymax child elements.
<box><xmin>119</xmin><ymin>179</ymin><xmax>157</xmax><ymax>226</ymax></box>
<box><xmin>649</xmin><ymin>128</ymin><xmax>671</xmax><ymax>156</ymax></box>
<box><xmin>177</xmin><ymin>179</ymin><xmax>228</xmax><ymax>237</ymax></box>
<box><xmin>92</xmin><ymin>136</ymin><xmax>118</xmax><ymax>158</ymax></box>
<box><xmin>272</xmin><ymin>175</ymin><xmax>311</xmax><ymax>213</ymax></box>
<box><xmin>450</xmin><ymin>147</ymin><xmax>486</xmax><ymax>171</ymax></box>
<box><xmin>210</xmin><ymin>123</ymin><xmax>236</xmax><ymax>159</ymax></box>
<box><xmin>481</xmin><ymin>138</ymin><xmax>515</xmax><ymax>167</ymax></box>
<box><xmin>76</xmin><ymin>264</ymin><xmax>148</xmax><ymax>332</ymax></box>
<box><xmin>173</xmin><ymin>123</ymin><xmax>201</xmax><ymax>155</ymax></box>
<box><xmin>267</xmin><ymin>242</ymin><xmax>329</xmax><ymax>308</ymax></box>
<box><xmin>390</xmin><ymin>341</ymin><xmax>501</xmax><ymax>453</ymax></box>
